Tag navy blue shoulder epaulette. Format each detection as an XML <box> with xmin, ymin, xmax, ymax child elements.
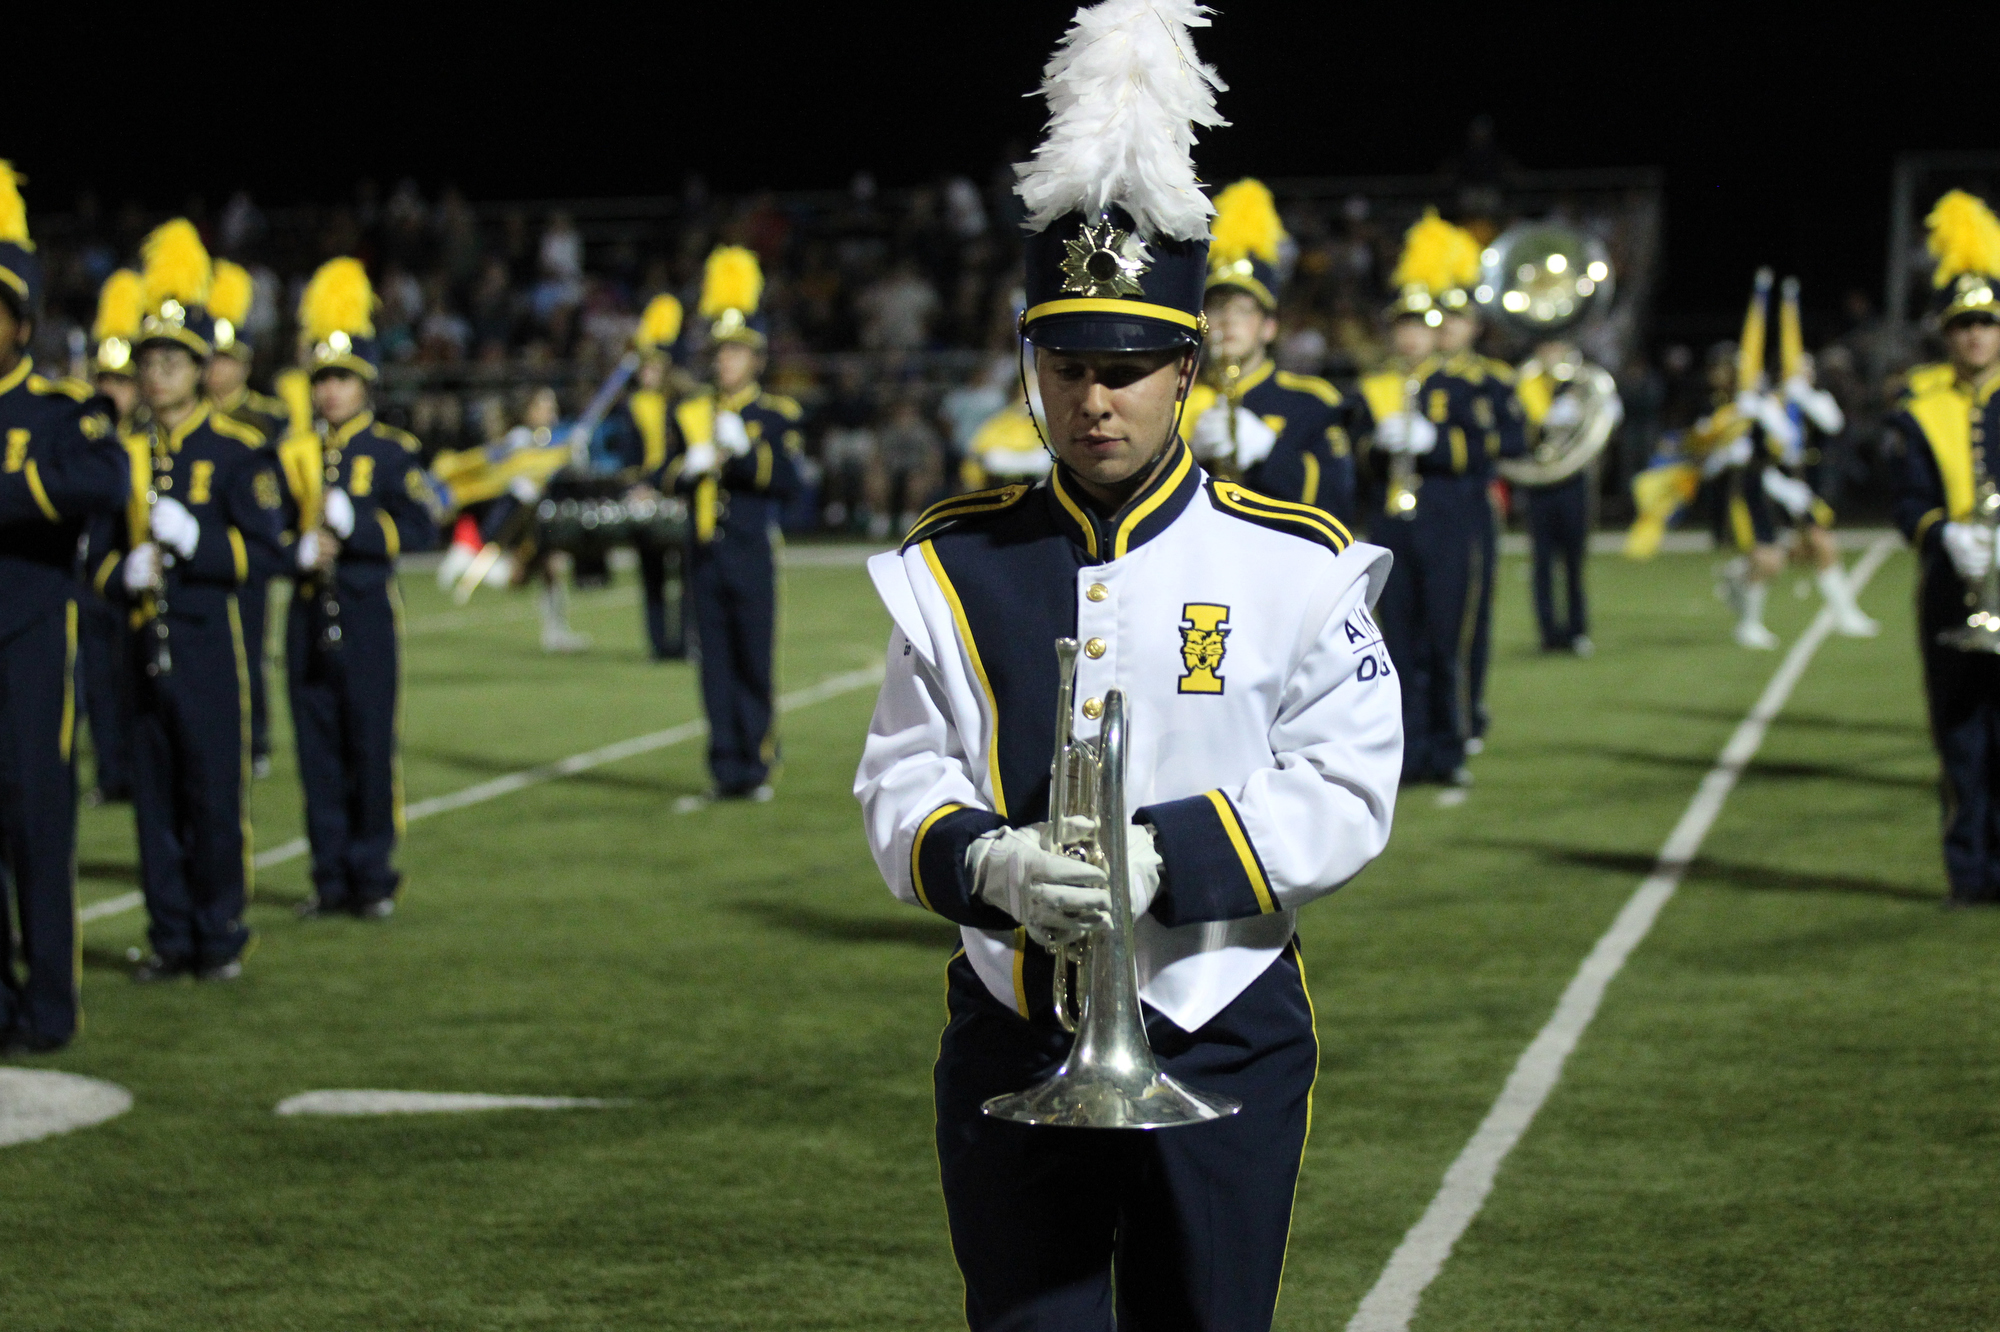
<box><xmin>899</xmin><ymin>483</ymin><xmax>1036</xmax><ymax>551</ymax></box>
<box><xmin>1206</xmin><ymin>480</ymin><xmax>1351</xmax><ymax>552</ymax></box>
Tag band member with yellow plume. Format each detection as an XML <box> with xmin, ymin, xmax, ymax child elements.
<box><xmin>1430</xmin><ymin>214</ymin><xmax>1523</xmax><ymax>750</ymax></box>
<box><xmin>276</xmin><ymin>258</ymin><xmax>440</xmax><ymax>919</ymax></box>
<box><xmin>83</xmin><ymin>219</ymin><xmax>284</xmax><ymax>982</ymax></box>
<box><xmin>857</xmin><ymin>6</ymin><xmax>1399</xmax><ymax>1325</ymax></box>
<box><xmin>1890</xmin><ymin>190</ymin><xmax>2000</xmax><ymax>906</ymax></box>
<box><xmin>206</xmin><ymin>259</ymin><xmax>291</xmax><ymax>775</ymax></box>
<box><xmin>599</xmin><ymin>292</ymin><xmax>688</xmax><ymax>659</ymax></box>
<box><xmin>0</xmin><ymin>163</ymin><xmax>128</xmax><ymax>1048</ymax></box>
<box><xmin>1362</xmin><ymin>209</ymin><xmax>1520</xmax><ymax>786</ymax></box>
<box><xmin>1186</xmin><ymin>177</ymin><xmax>1356</xmax><ymax>524</ymax></box>
<box><xmin>76</xmin><ymin>267</ymin><xmax>149</xmax><ymax>806</ymax></box>
<box><xmin>670</xmin><ymin>246</ymin><xmax>802</xmax><ymax>807</ymax></box>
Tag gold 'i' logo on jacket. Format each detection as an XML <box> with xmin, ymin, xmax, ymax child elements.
<box><xmin>1178</xmin><ymin>603</ymin><xmax>1230</xmax><ymax>695</ymax></box>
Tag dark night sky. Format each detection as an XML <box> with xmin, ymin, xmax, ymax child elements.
<box><xmin>13</xmin><ymin>3</ymin><xmax>1991</xmax><ymax>340</ymax></box>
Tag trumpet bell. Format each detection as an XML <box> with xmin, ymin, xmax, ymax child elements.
<box><xmin>981</xmin><ymin>1056</ymin><xmax>1240</xmax><ymax>1129</ymax></box>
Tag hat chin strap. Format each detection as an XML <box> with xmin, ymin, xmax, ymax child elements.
<box><xmin>1017</xmin><ymin>336</ymin><xmax>1203</xmax><ymax>486</ymax></box>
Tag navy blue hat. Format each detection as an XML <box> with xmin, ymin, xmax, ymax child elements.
<box><xmin>136</xmin><ymin>301</ymin><xmax>217</xmax><ymax>360</ymax></box>
<box><xmin>1022</xmin><ymin>206</ymin><xmax>1208</xmax><ymax>353</ymax></box>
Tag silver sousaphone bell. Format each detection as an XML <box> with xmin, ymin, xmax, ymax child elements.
<box><xmin>981</xmin><ymin>643</ymin><xmax>1241</xmax><ymax>1130</ymax></box>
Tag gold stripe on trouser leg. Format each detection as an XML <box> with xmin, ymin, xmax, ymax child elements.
<box><xmin>228</xmin><ymin>594</ymin><xmax>255</xmax><ymax>899</ymax></box>
<box><xmin>60</xmin><ymin>599</ymin><xmax>77</xmax><ymax>762</ymax></box>
<box><xmin>1271</xmin><ymin>941</ymin><xmax>1320</xmax><ymax>1311</ymax></box>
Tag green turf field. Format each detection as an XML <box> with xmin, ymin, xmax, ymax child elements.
<box><xmin>6</xmin><ymin>541</ymin><xmax>1993</xmax><ymax>1331</ymax></box>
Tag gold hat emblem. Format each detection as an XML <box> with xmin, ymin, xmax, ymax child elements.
<box><xmin>1061</xmin><ymin>221</ymin><xmax>1151</xmax><ymax>299</ymax></box>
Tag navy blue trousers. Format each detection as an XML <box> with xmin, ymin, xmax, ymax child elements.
<box><xmin>1525</xmin><ymin>476</ymin><xmax>1590</xmax><ymax>649</ymax></box>
<box><xmin>0</xmin><ymin>601</ymin><xmax>80</xmax><ymax>1042</ymax></box>
<box><xmin>1920</xmin><ymin>561</ymin><xmax>2000</xmax><ymax>901</ymax></box>
<box><xmin>287</xmin><ymin>580</ymin><xmax>404</xmax><ymax>909</ymax></box>
<box><xmin>689</xmin><ymin>532</ymin><xmax>776</xmax><ymax>794</ymax></box>
<box><xmin>78</xmin><ymin>592</ymin><xmax>133</xmax><ymax>797</ymax></box>
<box><xmin>130</xmin><ymin>594</ymin><xmax>252</xmax><ymax>967</ymax></box>
<box><xmin>638</xmin><ymin>540</ymin><xmax>686</xmax><ymax>660</ymax></box>
<box><xmin>935</xmin><ymin>946</ymin><xmax>1317</xmax><ymax>1332</ymax></box>
<box><xmin>1466</xmin><ymin>485</ymin><xmax>1499</xmax><ymax>740</ymax></box>
<box><xmin>1372</xmin><ymin>475</ymin><xmax>1484</xmax><ymax>781</ymax></box>
<box><xmin>239</xmin><ymin>572</ymin><xmax>274</xmax><ymax>762</ymax></box>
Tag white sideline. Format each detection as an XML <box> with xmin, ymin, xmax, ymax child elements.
<box><xmin>1345</xmin><ymin>537</ymin><xmax>1898</xmax><ymax>1332</ymax></box>
<box><xmin>79</xmin><ymin>664</ymin><xmax>887</xmax><ymax>926</ymax></box>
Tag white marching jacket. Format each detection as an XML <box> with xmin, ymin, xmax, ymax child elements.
<box><xmin>854</xmin><ymin>442</ymin><xmax>1403</xmax><ymax>1031</ymax></box>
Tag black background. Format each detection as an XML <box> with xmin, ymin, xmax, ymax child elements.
<box><xmin>11</xmin><ymin>3</ymin><xmax>1989</xmax><ymax>338</ymax></box>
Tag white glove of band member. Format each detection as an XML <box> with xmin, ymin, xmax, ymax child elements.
<box><xmin>1784</xmin><ymin>377</ymin><xmax>1846</xmax><ymax>433</ymax></box>
<box><xmin>1190</xmin><ymin>403</ymin><xmax>1278</xmax><ymax>471</ymax></box>
<box><xmin>1542</xmin><ymin>392</ymin><xmax>1585</xmax><ymax>430</ymax></box>
<box><xmin>149</xmin><ymin>496</ymin><xmax>200</xmax><ymax>558</ymax></box>
<box><xmin>1374</xmin><ymin>411</ymin><xmax>1438</xmax><ymax>456</ymax></box>
<box><xmin>1702</xmin><ymin>434</ymin><xmax>1754</xmax><ymax>477</ymax></box>
<box><xmin>681</xmin><ymin>443</ymin><xmax>720</xmax><ymax>477</ymax></box>
<box><xmin>123</xmin><ymin>542</ymin><xmax>161</xmax><ymax>592</ymax></box>
<box><xmin>713</xmin><ymin>411</ymin><xmax>752</xmax><ymax>458</ymax></box>
<box><xmin>296</xmin><ymin>530</ymin><xmax>325</xmax><ymax>572</ymax></box>
<box><xmin>1734</xmin><ymin>389</ymin><xmax>1801</xmax><ymax>452</ymax></box>
<box><xmin>1943</xmin><ymin>521</ymin><xmax>1994</xmax><ymax>584</ymax></box>
<box><xmin>322</xmin><ymin>487</ymin><xmax>356</xmax><ymax>539</ymax></box>
<box><xmin>967</xmin><ymin>822</ymin><xmax>1110</xmax><ymax>949</ymax></box>
<box><xmin>507</xmin><ymin>475</ymin><xmax>541</xmax><ymax>505</ymax></box>
<box><xmin>1760</xmin><ymin>468</ymin><xmax>1816</xmax><ymax>519</ymax></box>
<box><xmin>1123</xmin><ymin>821</ymin><xmax>1163</xmax><ymax>920</ymax></box>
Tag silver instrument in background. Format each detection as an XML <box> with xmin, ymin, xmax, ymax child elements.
<box><xmin>981</xmin><ymin>641</ymin><xmax>1241</xmax><ymax>1130</ymax></box>
<box><xmin>1939</xmin><ymin>453</ymin><xmax>2000</xmax><ymax>654</ymax></box>
<box><xmin>1497</xmin><ymin>348</ymin><xmax>1621</xmax><ymax>487</ymax></box>
<box><xmin>1476</xmin><ymin>222</ymin><xmax>1614</xmax><ymax>338</ymax></box>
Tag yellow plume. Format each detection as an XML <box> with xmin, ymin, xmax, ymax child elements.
<box><xmin>93</xmin><ymin>270</ymin><xmax>146</xmax><ymax>342</ymax></box>
<box><xmin>0</xmin><ymin>161</ymin><xmax>27</xmax><ymax>246</ymax></box>
<box><xmin>299</xmin><ymin>257</ymin><xmax>376</xmax><ymax>342</ymax></box>
<box><xmin>699</xmin><ymin>246</ymin><xmax>763</xmax><ymax>318</ymax></box>
<box><xmin>1927</xmin><ymin>190</ymin><xmax>2000</xmax><ymax>287</ymax></box>
<box><xmin>1392</xmin><ymin>209</ymin><xmax>1477</xmax><ymax>295</ymax></box>
<box><xmin>140</xmin><ymin>219</ymin><xmax>212</xmax><ymax>308</ymax></box>
<box><xmin>1209</xmin><ymin>180</ymin><xmax>1285</xmax><ymax>265</ymax></box>
<box><xmin>636</xmin><ymin>293</ymin><xmax>684</xmax><ymax>350</ymax></box>
<box><xmin>209</xmin><ymin>261</ymin><xmax>254</xmax><ymax>326</ymax></box>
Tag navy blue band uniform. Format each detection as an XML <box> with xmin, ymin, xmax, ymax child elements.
<box><xmin>597</xmin><ymin>374</ymin><xmax>687</xmax><ymax>660</ymax></box>
<box><xmin>212</xmin><ymin>383</ymin><xmax>291</xmax><ymax>769</ymax></box>
<box><xmin>1357</xmin><ymin>349</ymin><xmax>1525</xmax><ymax>782</ymax></box>
<box><xmin>0</xmin><ymin>351</ymin><xmax>130</xmax><ymax>1048</ymax></box>
<box><xmin>1183</xmin><ymin>358</ymin><xmax>1357</xmax><ymax>526</ymax></box>
<box><xmin>1462</xmin><ymin>351</ymin><xmax>1526</xmax><ymax>743</ymax></box>
<box><xmin>277</xmin><ymin>410</ymin><xmax>440</xmax><ymax>913</ymax></box>
<box><xmin>670</xmin><ymin>380</ymin><xmax>802</xmax><ymax>796</ymax></box>
<box><xmin>858</xmin><ymin>15</ymin><xmax>1403</xmax><ymax>1326</ymax></box>
<box><xmin>84</xmin><ymin>400</ymin><xmax>285</xmax><ymax>971</ymax></box>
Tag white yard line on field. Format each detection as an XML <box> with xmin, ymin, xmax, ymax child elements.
<box><xmin>1345</xmin><ymin>536</ymin><xmax>1898</xmax><ymax>1332</ymax></box>
<box><xmin>80</xmin><ymin>664</ymin><xmax>887</xmax><ymax>926</ymax></box>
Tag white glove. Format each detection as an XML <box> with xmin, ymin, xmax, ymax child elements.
<box><xmin>681</xmin><ymin>443</ymin><xmax>720</xmax><ymax>477</ymax></box>
<box><xmin>1374</xmin><ymin>411</ymin><xmax>1438</xmax><ymax>456</ymax></box>
<box><xmin>1702</xmin><ymin>434</ymin><xmax>1754</xmax><ymax>478</ymax></box>
<box><xmin>322</xmin><ymin>487</ymin><xmax>356</xmax><ymax>539</ymax></box>
<box><xmin>1785</xmin><ymin>378</ymin><xmax>1845</xmax><ymax>434</ymax></box>
<box><xmin>1943</xmin><ymin>521</ymin><xmax>1994</xmax><ymax>584</ymax></box>
<box><xmin>1124</xmin><ymin>821</ymin><xmax>1163</xmax><ymax>920</ymax></box>
<box><xmin>507</xmin><ymin>475</ymin><xmax>541</xmax><ymax>505</ymax></box>
<box><xmin>1760</xmin><ymin>468</ymin><xmax>1816</xmax><ymax>519</ymax></box>
<box><xmin>966</xmin><ymin>822</ymin><xmax>1110</xmax><ymax>949</ymax></box>
<box><xmin>1188</xmin><ymin>401</ymin><xmax>1234</xmax><ymax>461</ymax></box>
<box><xmin>150</xmin><ymin>497</ymin><xmax>200</xmax><ymax>558</ymax></box>
<box><xmin>1189</xmin><ymin>403</ymin><xmax>1279</xmax><ymax>471</ymax></box>
<box><xmin>713</xmin><ymin>411</ymin><xmax>752</xmax><ymax>458</ymax></box>
<box><xmin>1542</xmin><ymin>393</ymin><xmax>1585</xmax><ymax>429</ymax></box>
<box><xmin>123</xmin><ymin>542</ymin><xmax>161</xmax><ymax>592</ymax></box>
<box><xmin>296</xmin><ymin>529</ymin><xmax>325</xmax><ymax>572</ymax></box>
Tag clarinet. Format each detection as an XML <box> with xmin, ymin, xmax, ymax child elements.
<box><xmin>142</xmin><ymin>433</ymin><xmax>172</xmax><ymax>678</ymax></box>
<box><xmin>317</xmin><ymin>425</ymin><xmax>344</xmax><ymax>653</ymax></box>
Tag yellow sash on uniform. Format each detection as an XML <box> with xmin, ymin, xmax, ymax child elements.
<box><xmin>630</xmin><ymin>389</ymin><xmax>669</xmax><ymax>472</ymax></box>
<box><xmin>674</xmin><ymin>395</ymin><xmax>720</xmax><ymax>543</ymax></box>
<box><xmin>1516</xmin><ymin>370</ymin><xmax>1554</xmax><ymax>428</ymax></box>
<box><xmin>1359</xmin><ymin>371</ymin><xmax>1409</xmax><ymax>428</ymax></box>
<box><xmin>1908</xmin><ymin>383</ymin><xmax>1979</xmax><ymax>522</ymax></box>
<box><xmin>278</xmin><ymin>431</ymin><xmax>325</xmax><ymax>531</ymax></box>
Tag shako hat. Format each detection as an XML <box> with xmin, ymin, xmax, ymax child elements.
<box><xmin>299</xmin><ymin>258</ymin><xmax>380</xmax><ymax>380</ymax></box>
<box><xmin>136</xmin><ymin>219</ymin><xmax>216</xmax><ymax>359</ymax></box>
<box><xmin>0</xmin><ymin>162</ymin><xmax>39</xmax><ymax>320</ymax></box>
<box><xmin>1387</xmin><ymin>209</ymin><xmax>1479</xmax><ymax>325</ymax></box>
<box><xmin>698</xmin><ymin>247</ymin><xmax>765</xmax><ymax>350</ymax></box>
<box><xmin>1205</xmin><ymin>178</ymin><xmax>1285</xmax><ymax>312</ymax></box>
<box><xmin>208</xmin><ymin>260</ymin><xmax>256</xmax><ymax>361</ymax></box>
<box><xmin>91</xmin><ymin>269</ymin><xmax>146</xmax><ymax>376</ymax></box>
<box><xmin>1926</xmin><ymin>190</ymin><xmax>2000</xmax><ymax>326</ymax></box>
<box><xmin>1016</xmin><ymin>0</ymin><xmax>1226</xmax><ymax>353</ymax></box>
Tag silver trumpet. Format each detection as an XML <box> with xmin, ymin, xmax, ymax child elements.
<box><xmin>1939</xmin><ymin>461</ymin><xmax>2000</xmax><ymax>654</ymax></box>
<box><xmin>1383</xmin><ymin>373</ymin><xmax>1423</xmax><ymax>521</ymax></box>
<box><xmin>982</xmin><ymin>640</ymin><xmax>1241</xmax><ymax>1130</ymax></box>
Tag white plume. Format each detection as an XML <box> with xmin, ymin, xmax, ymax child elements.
<box><xmin>1015</xmin><ymin>0</ymin><xmax>1228</xmax><ymax>243</ymax></box>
